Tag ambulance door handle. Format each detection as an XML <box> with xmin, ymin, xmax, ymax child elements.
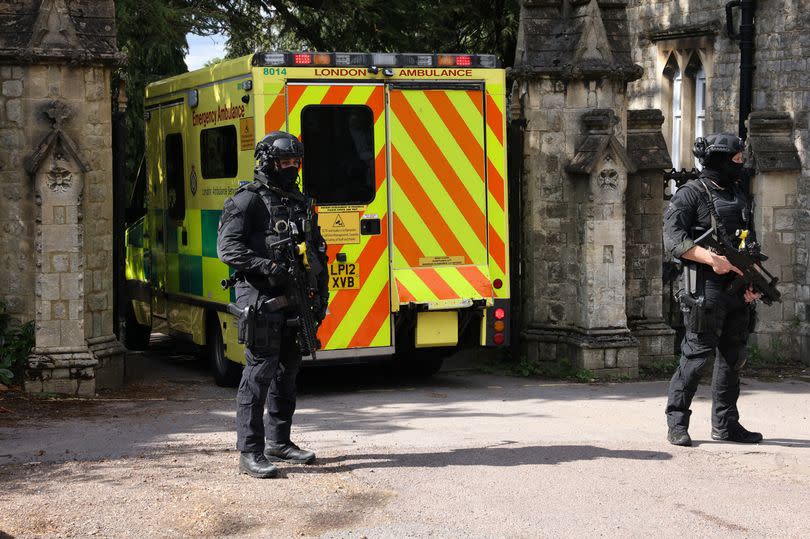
<box><xmin>336</xmin><ymin>253</ymin><xmax>347</xmax><ymax>262</ymax></box>
<box><xmin>181</xmin><ymin>228</ymin><xmax>188</xmax><ymax>246</ymax></box>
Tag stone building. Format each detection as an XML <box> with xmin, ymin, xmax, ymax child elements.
<box><xmin>513</xmin><ymin>0</ymin><xmax>809</xmax><ymax>372</ymax></box>
<box><xmin>624</xmin><ymin>0</ymin><xmax>809</xmax><ymax>361</ymax></box>
<box><xmin>0</xmin><ymin>0</ymin><xmax>126</xmax><ymax>395</ymax></box>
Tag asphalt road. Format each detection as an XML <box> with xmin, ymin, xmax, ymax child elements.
<box><xmin>1</xmin><ymin>337</ymin><xmax>809</xmax><ymax>538</ymax></box>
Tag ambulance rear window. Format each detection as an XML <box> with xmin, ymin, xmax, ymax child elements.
<box><xmin>301</xmin><ymin>105</ymin><xmax>375</xmax><ymax>204</ymax></box>
<box><xmin>200</xmin><ymin>126</ymin><xmax>238</xmax><ymax>179</ymax></box>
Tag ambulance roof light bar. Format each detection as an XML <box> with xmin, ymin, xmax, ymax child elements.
<box><xmin>254</xmin><ymin>51</ymin><xmax>499</xmax><ymax>68</ymax></box>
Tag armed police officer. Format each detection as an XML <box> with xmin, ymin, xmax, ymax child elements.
<box><xmin>663</xmin><ymin>133</ymin><xmax>764</xmax><ymax>447</ymax></box>
<box><xmin>217</xmin><ymin>131</ymin><xmax>329</xmax><ymax>478</ymax></box>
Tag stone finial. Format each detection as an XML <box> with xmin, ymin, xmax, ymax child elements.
<box><xmin>627</xmin><ymin>109</ymin><xmax>671</xmax><ymax>171</ymax></box>
<box><xmin>746</xmin><ymin>111</ymin><xmax>801</xmax><ymax>172</ymax></box>
<box><xmin>511</xmin><ymin>0</ymin><xmax>642</xmax><ymax>82</ymax></box>
<box><xmin>566</xmin><ymin>118</ymin><xmax>636</xmax><ymax>176</ymax></box>
<box><xmin>582</xmin><ymin>109</ymin><xmax>618</xmax><ymax>134</ymax></box>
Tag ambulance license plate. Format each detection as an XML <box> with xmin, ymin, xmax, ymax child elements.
<box><xmin>329</xmin><ymin>262</ymin><xmax>360</xmax><ymax>290</ymax></box>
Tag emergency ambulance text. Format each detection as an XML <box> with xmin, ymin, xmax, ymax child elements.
<box><xmin>192</xmin><ymin>104</ymin><xmax>247</xmax><ymax>127</ymax></box>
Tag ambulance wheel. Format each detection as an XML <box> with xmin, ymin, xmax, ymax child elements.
<box><xmin>121</xmin><ymin>302</ymin><xmax>151</xmax><ymax>351</ymax></box>
<box><xmin>207</xmin><ymin>315</ymin><xmax>242</xmax><ymax>387</ymax></box>
<box><xmin>409</xmin><ymin>354</ymin><xmax>446</xmax><ymax>377</ymax></box>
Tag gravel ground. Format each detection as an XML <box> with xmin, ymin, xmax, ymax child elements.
<box><xmin>1</xmin><ymin>338</ymin><xmax>809</xmax><ymax>538</ymax></box>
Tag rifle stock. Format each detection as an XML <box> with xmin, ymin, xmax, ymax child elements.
<box><xmin>694</xmin><ymin>228</ymin><xmax>781</xmax><ymax>305</ymax></box>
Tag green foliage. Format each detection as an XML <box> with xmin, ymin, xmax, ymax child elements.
<box><xmin>746</xmin><ymin>338</ymin><xmax>786</xmax><ymax>368</ymax></box>
<box><xmin>115</xmin><ymin>0</ymin><xmax>194</xmax><ymax>207</ymax></box>
<box><xmin>0</xmin><ymin>303</ymin><xmax>35</xmax><ymax>386</ymax></box>
<box><xmin>639</xmin><ymin>356</ymin><xmax>680</xmax><ymax>380</ymax></box>
<box><xmin>537</xmin><ymin>359</ymin><xmax>594</xmax><ymax>382</ymax></box>
<box><xmin>221</xmin><ymin>0</ymin><xmax>519</xmax><ymax>66</ymax></box>
<box><xmin>482</xmin><ymin>354</ymin><xmax>595</xmax><ymax>382</ymax></box>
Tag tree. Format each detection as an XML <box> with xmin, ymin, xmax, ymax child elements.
<box><xmin>115</xmin><ymin>0</ymin><xmax>519</xmax><ymax>201</ymax></box>
<box><xmin>219</xmin><ymin>0</ymin><xmax>519</xmax><ymax>67</ymax></box>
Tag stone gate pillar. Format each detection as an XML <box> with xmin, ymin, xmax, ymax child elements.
<box><xmin>625</xmin><ymin>109</ymin><xmax>675</xmax><ymax>366</ymax></box>
<box><xmin>0</xmin><ymin>0</ymin><xmax>126</xmax><ymax>395</ymax></box>
<box><xmin>512</xmin><ymin>0</ymin><xmax>643</xmax><ymax>376</ymax></box>
<box><xmin>745</xmin><ymin>111</ymin><xmax>806</xmax><ymax>359</ymax></box>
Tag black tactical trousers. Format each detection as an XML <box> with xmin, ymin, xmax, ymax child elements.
<box><xmin>666</xmin><ymin>278</ymin><xmax>752</xmax><ymax>431</ymax></box>
<box><xmin>236</xmin><ymin>328</ymin><xmax>302</xmax><ymax>453</ymax></box>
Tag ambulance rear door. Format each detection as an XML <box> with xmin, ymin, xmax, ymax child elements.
<box><xmin>286</xmin><ymin>82</ymin><xmax>393</xmax><ymax>357</ymax></box>
<box><xmin>387</xmin><ymin>82</ymin><xmax>494</xmax><ymax>310</ymax></box>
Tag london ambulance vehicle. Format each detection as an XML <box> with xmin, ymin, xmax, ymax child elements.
<box><xmin>124</xmin><ymin>51</ymin><xmax>510</xmax><ymax>385</ymax></box>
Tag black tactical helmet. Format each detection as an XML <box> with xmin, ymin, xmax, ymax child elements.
<box><xmin>692</xmin><ymin>133</ymin><xmax>743</xmax><ymax>166</ymax></box>
<box><xmin>255</xmin><ymin>131</ymin><xmax>304</xmax><ymax>168</ymax></box>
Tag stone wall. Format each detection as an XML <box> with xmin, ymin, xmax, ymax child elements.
<box><xmin>625</xmin><ymin>0</ymin><xmax>810</xmax><ymax>361</ymax></box>
<box><xmin>0</xmin><ymin>65</ymin><xmax>36</xmax><ymax>318</ymax></box>
<box><xmin>515</xmin><ymin>0</ymin><xmax>642</xmax><ymax>377</ymax></box>
<box><xmin>0</xmin><ymin>0</ymin><xmax>126</xmax><ymax>394</ymax></box>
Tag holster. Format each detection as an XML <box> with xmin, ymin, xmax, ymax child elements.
<box><xmin>229</xmin><ymin>295</ymin><xmax>290</xmax><ymax>348</ymax></box>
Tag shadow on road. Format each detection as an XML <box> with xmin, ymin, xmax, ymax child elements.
<box><xmin>282</xmin><ymin>442</ymin><xmax>673</xmax><ymax>475</ymax></box>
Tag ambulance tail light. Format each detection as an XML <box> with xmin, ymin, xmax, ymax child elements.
<box><xmin>335</xmin><ymin>52</ymin><xmax>369</xmax><ymax>66</ymax></box>
<box><xmin>262</xmin><ymin>52</ymin><xmax>286</xmax><ymax>66</ymax></box>
<box><xmin>398</xmin><ymin>53</ymin><xmax>434</xmax><ymax>67</ymax></box>
<box><xmin>293</xmin><ymin>53</ymin><xmax>313</xmax><ymax>65</ymax></box>
<box><xmin>478</xmin><ymin>54</ymin><xmax>498</xmax><ymax>68</ymax></box>
<box><xmin>437</xmin><ymin>54</ymin><xmax>454</xmax><ymax>66</ymax></box>
<box><xmin>485</xmin><ymin>301</ymin><xmax>510</xmax><ymax>348</ymax></box>
<box><xmin>371</xmin><ymin>53</ymin><xmax>397</xmax><ymax>66</ymax></box>
<box><xmin>313</xmin><ymin>53</ymin><xmax>332</xmax><ymax>65</ymax></box>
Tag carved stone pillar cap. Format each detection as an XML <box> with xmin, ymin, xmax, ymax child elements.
<box><xmin>747</xmin><ymin>111</ymin><xmax>793</xmax><ymax>134</ymax></box>
<box><xmin>627</xmin><ymin>109</ymin><xmax>665</xmax><ymax>132</ymax></box>
<box><xmin>582</xmin><ymin>109</ymin><xmax>617</xmax><ymax>134</ymax></box>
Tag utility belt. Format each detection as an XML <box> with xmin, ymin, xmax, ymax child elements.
<box><xmin>228</xmin><ymin>296</ymin><xmax>314</xmax><ymax>351</ymax></box>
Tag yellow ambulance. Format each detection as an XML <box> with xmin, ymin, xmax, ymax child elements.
<box><xmin>124</xmin><ymin>51</ymin><xmax>510</xmax><ymax>385</ymax></box>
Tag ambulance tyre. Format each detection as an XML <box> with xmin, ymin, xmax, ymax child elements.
<box><xmin>207</xmin><ymin>315</ymin><xmax>242</xmax><ymax>387</ymax></box>
<box><xmin>409</xmin><ymin>352</ymin><xmax>446</xmax><ymax>377</ymax></box>
<box><xmin>121</xmin><ymin>301</ymin><xmax>151</xmax><ymax>351</ymax></box>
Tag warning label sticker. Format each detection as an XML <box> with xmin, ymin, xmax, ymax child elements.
<box><xmin>318</xmin><ymin>205</ymin><xmax>366</xmax><ymax>214</ymax></box>
<box><xmin>321</xmin><ymin>211</ymin><xmax>361</xmax><ymax>244</ymax></box>
<box><xmin>239</xmin><ymin>117</ymin><xmax>254</xmax><ymax>151</ymax></box>
<box><xmin>419</xmin><ymin>256</ymin><xmax>465</xmax><ymax>266</ymax></box>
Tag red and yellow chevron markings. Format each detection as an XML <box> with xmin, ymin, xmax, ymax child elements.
<box><xmin>390</xmin><ymin>89</ymin><xmax>487</xmax><ymax>271</ymax></box>
<box><xmin>484</xmin><ymin>88</ymin><xmax>509</xmax><ymax>297</ymax></box>
<box><xmin>279</xmin><ymin>83</ymin><xmax>391</xmax><ymax>350</ymax></box>
<box><xmin>395</xmin><ymin>265</ymin><xmax>493</xmax><ymax>307</ymax></box>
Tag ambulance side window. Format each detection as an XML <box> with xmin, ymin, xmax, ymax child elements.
<box><xmin>165</xmin><ymin>133</ymin><xmax>185</xmax><ymax>222</ymax></box>
<box><xmin>200</xmin><ymin>126</ymin><xmax>238</xmax><ymax>178</ymax></box>
<box><xmin>301</xmin><ymin>104</ymin><xmax>375</xmax><ymax>204</ymax></box>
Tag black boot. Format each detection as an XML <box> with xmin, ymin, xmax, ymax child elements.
<box><xmin>667</xmin><ymin>426</ymin><xmax>692</xmax><ymax>447</ymax></box>
<box><xmin>264</xmin><ymin>441</ymin><xmax>316</xmax><ymax>464</ymax></box>
<box><xmin>239</xmin><ymin>452</ymin><xmax>279</xmax><ymax>478</ymax></box>
<box><xmin>711</xmin><ymin>422</ymin><xmax>763</xmax><ymax>443</ymax></box>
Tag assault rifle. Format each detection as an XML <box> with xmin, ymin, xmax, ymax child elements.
<box><xmin>268</xmin><ymin>226</ymin><xmax>321</xmax><ymax>359</ymax></box>
<box><xmin>694</xmin><ymin>227</ymin><xmax>782</xmax><ymax>305</ymax></box>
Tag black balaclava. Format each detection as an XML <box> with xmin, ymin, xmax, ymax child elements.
<box><xmin>257</xmin><ymin>158</ymin><xmax>300</xmax><ymax>191</ymax></box>
<box><xmin>704</xmin><ymin>152</ymin><xmax>742</xmax><ymax>187</ymax></box>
